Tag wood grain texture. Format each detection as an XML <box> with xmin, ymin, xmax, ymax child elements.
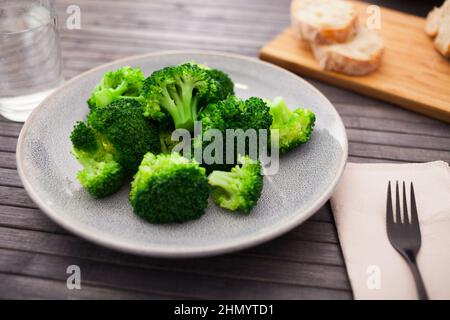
<box><xmin>0</xmin><ymin>0</ymin><xmax>449</xmax><ymax>300</ymax></box>
<box><xmin>260</xmin><ymin>0</ymin><xmax>450</xmax><ymax>123</ymax></box>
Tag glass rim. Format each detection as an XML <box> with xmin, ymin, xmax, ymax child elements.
<box><xmin>0</xmin><ymin>0</ymin><xmax>57</xmax><ymax>36</ymax></box>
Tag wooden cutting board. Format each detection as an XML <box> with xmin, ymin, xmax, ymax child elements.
<box><xmin>259</xmin><ymin>1</ymin><xmax>450</xmax><ymax>123</ymax></box>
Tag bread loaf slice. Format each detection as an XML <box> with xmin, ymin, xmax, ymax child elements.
<box><xmin>311</xmin><ymin>27</ymin><xmax>384</xmax><ymax>76</ymax></box>
<box><xmin>425</xmin><ymin>0</ymin><xmax>450</xmax><ymax>58</ymax></box>
<box><xmin>425</xmin><ymin>6</ymin><xmax>443</xmax><ymax>37</ymax></box>
<box><xmin>291</xmin><ymin>0</ymin><xmax>358</xmax><ymax>44</ymax></box>
<box><xmin>434</xmin><ymin>12</ymin><xmax>450</xmax><ymax>58</ymax></box>
<box><xmin>425</xmin><ymin>0</ymin><xmax>450</xmax><ymax>38</ymax></box>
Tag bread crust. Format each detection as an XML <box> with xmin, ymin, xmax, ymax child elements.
<box><xmin>312</xmin><ymin>45</ymin><xmax>384</xmax><ymax>76</ymax></box>
<box><xmin>290</xmin><ymin>0</ymin><xmax>358</xmax><ymax>44</ymax></box>
<box><xmin>311</xmin><ymin>29</ymin><xmax>384</xmax><ymax>76</ymax></box>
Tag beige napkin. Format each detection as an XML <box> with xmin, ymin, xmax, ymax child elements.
<box><xmin>330</xmin><ymin>161</ymin><xmax>450</xmax><ymax>300</ymax></box>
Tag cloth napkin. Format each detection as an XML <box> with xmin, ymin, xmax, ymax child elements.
<box><xmin>330</xmin><ymin>161</ymin><xmax>450</xmax><ymax>300</ymax></box>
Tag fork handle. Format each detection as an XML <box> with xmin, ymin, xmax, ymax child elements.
<box><xmin>406</xmin><ymin>254</ymin><xmax>429</xmax><ymax>300</ymax></box>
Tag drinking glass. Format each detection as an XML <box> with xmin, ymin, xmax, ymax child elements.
<box><xmin>0</xmin><ymin>0</ymin><xmax>63</xmax><ymax>122</ymax></box>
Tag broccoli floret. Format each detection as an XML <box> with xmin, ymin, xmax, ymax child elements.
<box><xmin>206</xmin><ymin>68</ymin><xmax>234</xmax><ymax>101</ymax></box>
<box><xmin>186</xmin><ymin>62</ymin><xmax>235</xmax><ymax>102</ymax></box>
<box><xmin>87</xmin><ymin>66</ymin><xmax>145</xmax><ymax>109</ymax></box>
<box><xmin>142</xmin><ymin>62</ymin><xmax>219</xmax><ymax>131</ymax></box>
<box><xmin>70</xmin><ymin>122</ymin><xmax>125</xmax><ymax>198</ymax></box>
<box><xmin>269</xmin><ymin>97</ymin><xmax>315</xmax><ymax>153</ymax></box>
<box><xmin>198</xmin><ymin>95</ymin><xmax>273</xmax><ymax>172</ymax></box>
<box><xmin>87</xmin><ymin>99</ymin><xmax>161</xmax><ymax>174</ymax></box>
<box><xmin>195</xmin><ymin>64</ymin><xmax>234</xmax><ymax>102</ymax></box>
<box><xmin>130</xmin><ymin>153</ymin><xmax>209</xmax><ymax>223</ymax></box>
<box><xmin>208</xmin><ymin>155</ymin><xmax>263</xmax><ymax>213</ymax></box>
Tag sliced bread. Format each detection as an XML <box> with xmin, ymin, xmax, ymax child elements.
<box><xmin>311</xmin><ymin>27</ymin><xmax>384</xmax><ymax>76</ymax></box>
<box><xmin>291</xmin><ymin>0</ymin><xmax>358</xmax><ymax>44</ymax></box>
<box><xmin>425</xmin><ymin>6</ymin><xmax>443</xmax><ymax>37</ymax></box>
<box><xmin>425</xmin><ymin>0</ymin><xmax>450</xmax><ymax>58</ymax></box>
<box><xmin>425</xmin><ymin>0</ymin><xmax>450</xmax><ymax>38</ymax></box>
<box><xmin>434</xmin><ymin>12</ymin><xmax>450</xmax><ymax>58</ymax></box>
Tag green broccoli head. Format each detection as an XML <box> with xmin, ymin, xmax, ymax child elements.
<box><xmin>70</xmin><ymin>122</ymin><xmax>125</xmax><ymax>198</ymax></box>
<box><xmin>130</xmin><ymin>152</ymin><xmax>210</xmax><ymax>223</ymax></box>
<box><xmin>70</xmin><ymin>121</ymin><xmax>99</xmax><ymax>152</ymax></box>
<box><xmin>206</xmin><ymin>68</ymin><xmax>234</xmax><ymax>101</ymax></box>
<box><xmin>201</xmin><ymin>95</ymin><xmax>272</xmax><ymax>133</ymax></box>
<box><xmin>208</xmin><ymin>155</ymin><xmax>263</xmax><ymax>213</ymax></box>
<box><xmin>87</xmin><ymin>66</ymin><xmax>145</xmax><ymax>109</ymax></box>
<box><xmin>269</xmin><ymin>97</ymin><xmax>315</xmax><ymax>153</ymax></box>
<box><xmin>142</xmin><ymin>62</ymin><xmax>219</xmax><ymax>131</ymax></box>
<box><xmin>198</xmin><ymin>95</ymin><xmax>273</xmax><ymax>172</ymax></box>
<box><xmin>76</xmin><ymin>160</ymin><xmax>125</xmax><ymax>199</ymax></box>
<box><xmin>87</xmin><ymin>99</ymin><xmax>161</xmax><ymax>174</ymax></box>
<box><xmin>185</xmin><ymin>61</ymin><xmax>235</xmax><ymax>103</ymax></box>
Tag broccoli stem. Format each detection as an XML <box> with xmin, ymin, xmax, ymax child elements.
<box><xmin>270</xmin><ymin>96</ymin><xmax>292</xmax><ymax>124</ymax></box>
<box><xmin>163</xmin><ymin>78</ymin><xmax>199</xmax><ymax>131</ymax></box>
<box><xmin>76</xmin><ymin>154</ymin><xmax>95</xmax><ymax>175</ymax></box>
<box><xmin>95</xmin><ymin>81</ymin><xmax>128</xmax><ymax>108</ymax></box>
<box><xmin>208</xmin><ymin>170</ymin><xmax>240</xmax><ymax>196</ymax></box>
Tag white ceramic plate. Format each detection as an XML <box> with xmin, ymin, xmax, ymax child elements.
<box><xmin>17</xmin><ymin>51</ymin><xmax>347</xmax><ymax>258</ymax></box>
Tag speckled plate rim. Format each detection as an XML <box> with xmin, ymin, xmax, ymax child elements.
<box><xmin>16</xmin><ymin>50</ymin><xmax>348</xmax><ymax>258</ymax></box>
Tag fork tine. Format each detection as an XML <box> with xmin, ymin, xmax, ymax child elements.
<box><xmin>402</xmin><ymin>181</ymin><xmax>410</xmax><ymax>224</ymax></box>
<box><xmin>386</xmin><ymin>181</ymin><xmax>394</xmax><ymax>226</ymax></box>
<box><xmin>410</xmin><ymin>182</ymin><xmax>419</xmax><ymax>228</ymax></box>
<box><xmin>395</xmin><ymin>181</ymin><xmax>402</xmax><ymax>223</ymax></box>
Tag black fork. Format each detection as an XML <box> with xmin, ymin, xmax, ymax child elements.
<box><xmin>386</xmin><ymin>181</ymin><xmax>429</xmax><ymax>300</ymax></box>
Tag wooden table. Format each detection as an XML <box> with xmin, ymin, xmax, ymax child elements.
<box><xmin>1</xmin><ymin>0</ymin><xmax>449</xmax><ymax>299</ymax></box>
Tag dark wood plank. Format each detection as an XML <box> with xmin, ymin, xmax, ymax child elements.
<box><xmin>0</xmin><ymin>136</ymin><xmax>17</xmax><ymax>153</ymax></box>
<box><xmin>347</xmin><ymin>128</ymin><xmax>450</xmax><ymax>151</ymax></box>
<box><xmin>0</xmin><ymin>271</ymin><xmax>168</xmax><ymax>300</ymax></box>
<box><xmin>0</xmin><ymin>121</ymin><xmax>22</xmax><ymax>137</ymax></box>
<box><xmin>0</xmin><ymin>168</ymin><xmax>22</xmax><ymax>188</ymax></box>
<box><xmin>342</xmin><ymin>115</ymin><xmax>450</xmax><ymax>138</ymax></box>
<box><xmin>0</xmin><ymin>186</ymin><xmax>37</xmax><ymax>209</ymax></box>
<box><xmin>245</xmin><ymin>237</ymin><xmax>344</xmax><ymax>266</ymax></box>
<box><xmin>349</xmin><ymin>142</ymin><xmax>450</xmax><ymax>162</ymax></box>
<box><xmin>0</xmin><ymin>151</ymin><xmax>17</xmax><ymax>169</ymax></box>
<box><xmin>0</xmin><ymin>248</ymin><xmax>350</xmax><ymax>300</ymax></box>
<box><xmin>0</xmin><ymin>205</ymin><xmax>63</xmax><ymax>234</ymax></box>
<box><xmin>348</xmin><ymin>156</ymin><xmax>406</xmax><ymax>163</ymax></box>
<box><xmin>288</xmin><ymin>219</ymin><xmax>338</xmax><ymax>244</ymax></box>
<box><xmin>0</xmin><ymin>226</ymin><xmax>350</xmax><ymax>290</ymax></box>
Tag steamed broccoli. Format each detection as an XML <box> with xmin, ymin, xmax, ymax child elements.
<box><xmin>198</xmin><ymin>95</ymin><xmax>273</xmax><ymax>172</ymax></box>
<box><xmin>86</xmin><ymin>99</ymin><xmax>161</xmax><ymax>174</ymax></box>
<box><xmin>207</xmin><ymin>69</ymin><xmax>234</xmax><ymax>101</ymax></box>
<box><xmin>269</xmin><ymin>97</ymin><xmax>315</xmax><ymax>153</ymax></box>
<box><xmin>71</xmin><ymin>99</ymin><xmax>160</xmax><ymax>197</ymax></box>
<box><xmin>87</xmin><ymin>66</ymin><xmax>145</xmax><ymax>109</ymax></box>
<box><xmin>208</xmin><ymin>155</ymin><xmax>263</xmax><ymax>213</ymax></box>
<box><xmin>142</xmin><ymin>62</ymin><xmax>219</xmax><ymax>131</ymax></box>
<box><xmin>184</xmin><ymin>62</ymin><xmax>235</xmax><ymax>102</ymax></box>
<box><xmin>200</xmin><ymin>65</ymin><xmax>234</xmax><ymax>102</ymax></box>
<box><xmin>70</xmin><ymin>121</ymin><xmax>125</xmax><ymax>198</ymax></box>
<box><xmin>130</xmin><ymin>153</ymin><xmax>209</xmax><ymax>223</ymax></box>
